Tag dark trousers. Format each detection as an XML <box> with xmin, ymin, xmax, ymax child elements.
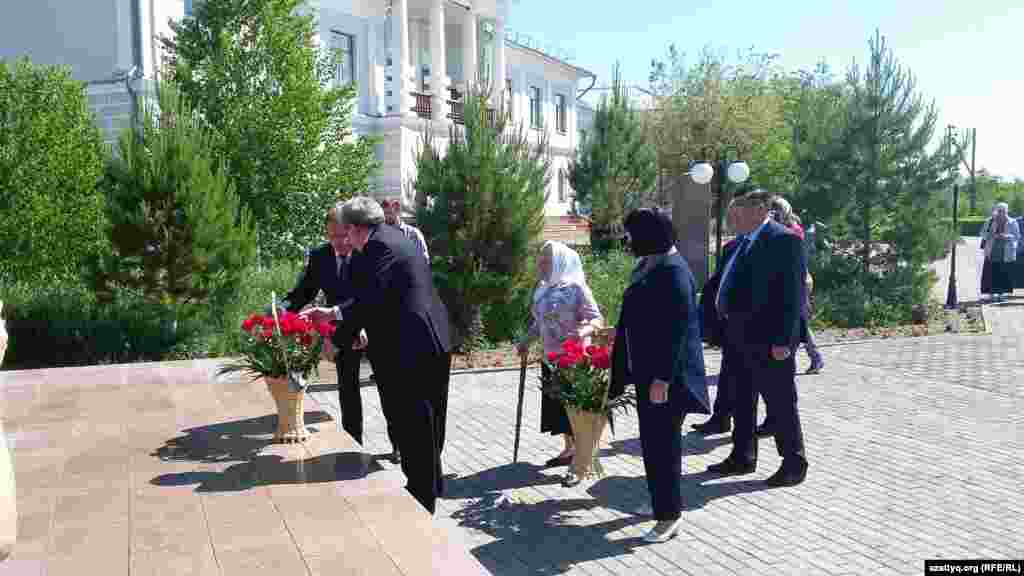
<box><xmin>728</xmin><ymin>338</ymin><xmax>806</xmax><ymax>468</ymax></box>
<box><xmin>540</xmin><ymin>363</ymin><xmax>573</xmax><ymax>436</ymax></box>
<box><xmin>709</xmin><ymin>343</ymin><xmax>736</xmax><ymax>422</ymax></box>
<box><xmin>391</xmin><ymin>352</ymin><xmax>452</xmax><ymax>514</ymax></box>
<box><xmin>637</xmin><ymin>387</ymin><xmax>684</xmax><ymax>521</ymax></box>
<box><xmin>335</xmin><ymin>347</ymin><xmax>364</xmax><ymax>445</ymax></box>
<box><xmin>366</xmin><ymin>349</ymin><xmax>400</xmax><ymax>451</ymax></box>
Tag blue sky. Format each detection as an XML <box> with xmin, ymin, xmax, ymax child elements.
<box><xmin>508</xmin><ymin>0</ymin><xmax>1024</xmax><ymax>180</ymax></box>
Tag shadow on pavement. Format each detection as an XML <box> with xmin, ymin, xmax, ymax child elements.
<box><xmin>149</xmin><ymin>411</ymin><xmax>384</xmax><ymax>493</ymax></box>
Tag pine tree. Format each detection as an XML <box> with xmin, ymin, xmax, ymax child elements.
<box><xmin>798</xmin><ymin>31</ymin><xmax>957</xmax><ymax>273</ymax></box>
<box><xmin>91</xmin><ymin>84</ymin><xmax>257</xmax><ymax>318</ymax></box>
<box><xmin>569</xmin><ymin>63</ymin><xmax>656</xmax><ymax>251</ymax></box>
<box><xmin>414</xmin><ymin>88</ymin><xmax>549</xmax><ymax>350</ymax></box>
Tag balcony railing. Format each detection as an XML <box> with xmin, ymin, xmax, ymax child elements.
<box><xmin>411</xmin><ymin>92</ymin><xmax>431</xmax><ymax>119</ymax></box>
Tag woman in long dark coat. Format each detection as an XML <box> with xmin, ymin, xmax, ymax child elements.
<box><xmin>611</xmin><ymin>209</ymin><xmax>711</xmax><ymax>543</ymax></box>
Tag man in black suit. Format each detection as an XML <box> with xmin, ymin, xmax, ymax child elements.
<box><xmin>281</xmin><ymin>206</ymin><xmax>400</xmax><ymax>453</ymax></box>
<box><xmin>694</xmin><ymin>202</ymin><xmax>744</xmax><ymax>436</ymax></box>
<box><xmin>707</xmin><ymin>190</ymin><xmax>809</xmax><ymax>487</ymax></box>
<box><xmin>310</xmin><ymin>196</ymin><xmax>452</xmax><ymax>514</ymax></box>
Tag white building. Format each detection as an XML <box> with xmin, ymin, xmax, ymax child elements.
<box><xmin>0</xmin><ymin>0</ymin><xmax>596</xmax><ymax>217</ymax></box>
<box><xmin>321</xmin><ymin>0</ymin><xmax>596</xmax><ymax>216</ymax></box>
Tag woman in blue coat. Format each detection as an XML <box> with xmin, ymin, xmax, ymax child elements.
<box><xmin>611</xmin><ymin>208</ymin><xmax>711</xmax><ymax>543</ymax></box>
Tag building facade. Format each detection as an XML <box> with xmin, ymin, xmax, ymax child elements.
<box><xmin>0</xmin><ymin>0</ymin><xmax>594</xmax><ymax>216</ymax></box>
<box><xmin>321</xmin><ymin>0</ymin><xmax>595</xmax><ymax>216</ymax></box>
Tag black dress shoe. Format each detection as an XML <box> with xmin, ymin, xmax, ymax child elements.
<box><xmin>544</xmin><ymin>454</ymin><xmax>573</xmax><ymax>467</ymax></box>
<box><xmin>706</xmin><ymin>458</ymin><xmax>756</xmax><ymax>475</ymax></box>
<box><xmin>755</xmin><ymin>423</ymin><xmax>773</xmax><ymax>438</ymax></box>
<box><xmin>764</xmin><ymin>460</ymin><xmax>808</xmax><ymax>487</ymax></box>
<box><xmin>692</xmin><ymin>418</ymin><xmax>731</xmax><ymax>435</ymax></box>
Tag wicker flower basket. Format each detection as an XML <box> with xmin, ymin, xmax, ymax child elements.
<box><xmin>265</xmin><ymin>376</ymin><xmax>309</xmax><ymax>443</ymax></box>
<box><xmin>566</xmin><ymin>407</ymin><xmax>608</xmax><ymax>480</ymax></box>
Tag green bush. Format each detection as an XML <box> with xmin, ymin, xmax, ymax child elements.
<box><xmin>581</xmin><ymin>248</ymin><xmax>635</xmax><ymax>327</ymax></box>
<box><xmin>0</xmin><ymin>58</ymin><xmax>108</xmax><ymax>286</ymax></box>
<box><xmin>1</xmin><ymin>261</ymin><xmax>303</xmax><ymax>369</ymax></box>
<box><xmin>810</xmin><ymin>253</ymin><xmax>935</xmax><ymax>328</ymax></box>
<box><xmin>91</xmin><ymin>84</ymin><xmax>256</xmax><ymax>317</ymax></box>
<box><xmin>939</xmin><ymin>217</ymin><xmax>988</xmax><ymax>236</ymax></box>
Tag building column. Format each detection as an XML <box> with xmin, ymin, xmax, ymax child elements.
<box><xmin>390</xmin><ymin>0</ymin><xmax>413</xmax><ymax>116</ymax></box>
<box><xmin>429</xmin><ymin>0</ymin><xmax>449</xmax><ymax>120</ymax></box>
<box><xmin>462</xmin><ymin>10</ymin><xmax>477</xmax><ymax>89</ymax></box>
<box><xmin>492</xmin><ymin>16</ymin><xmax>506</xmax><ymax>106</ymax></box>
<box><xmin>366</xmin><ymin>18</ymin><xmax>383</xmax><ymax>115</ymax></box>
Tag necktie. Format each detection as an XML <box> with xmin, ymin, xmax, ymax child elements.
<box><xmin>338</xmin><ymin>255</ymin><xmax>349</xmax><ymax>283</ymax></box>
<box><xmin>716</xmin><ymin>236</ymin><xmax>750</xmax><ymax>318</ymax></box>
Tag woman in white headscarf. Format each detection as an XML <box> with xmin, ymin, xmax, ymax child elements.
<box><xmin>517</xmin><ymin>241</ymin><xmax>603</xmax><ymax>469</ymax></box>
<box><xmin>981</xmin><ymin>202</ymin><xmax>1019</xmax><ymax>301</ymax></box>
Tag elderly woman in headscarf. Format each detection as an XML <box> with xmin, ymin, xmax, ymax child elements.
<box><xmin>611</xmin><ymin>208</ymin><xmax>710</xmax><ymax>543</ymax></box>
<box><xmin>517</xmin><ymin>241</ymin><xmax>604</xmax><ymax>469</ymax></box>
<box><xmin>981</xmin><ymin>202</ymin><xmax>1019</xmax><ymax>302</ymax></box>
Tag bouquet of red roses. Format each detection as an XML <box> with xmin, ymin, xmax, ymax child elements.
<box><xmin>543</xmin><ymin>338</ymin><xmax>613</xmax><ymax>413</ymax></box>
<box><xmin>217</xmin><ymin>306</ymin><xmax>336</xmax><ymax>388</ymax></box>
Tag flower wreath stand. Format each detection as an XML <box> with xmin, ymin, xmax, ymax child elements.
<box><xmin>565</xmin><ymin>401</ymin><xmax>609</xmax><ymax>481</ymax></box>
<box><xmin>265</xmin><ymin>374</ymin><xmax>309</xmax><ymax>444</ymax></box>
<box><xmin>219</xmin><ymin>293</ymin><xmax>336</xmax><ymax>445</ymax></box>
<box><xmin>546</xmin><ymin>330</ymin><xmax>617</xmax><ymax>485</ymax></box>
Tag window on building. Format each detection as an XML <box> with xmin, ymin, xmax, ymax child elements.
<box><xmin>558</xmin><ymin>169</ymin><xmax>568</xmax><ymax>202</ymax></box>
<box><xmin>529</xmin><ymin>86</ymin><xmax>542</xmax><ymax>129</ymax></box>
<box><xmin>184</xmin><ymin>0</ymin><xmax>193</xmax><ymax>17</ymax></box>
<box><xmin>332</xmin><ymin>31</ymin><xmax>355</xmax><ymax>87</ymax></box>
<box><xmin>555</xmin><ymin>94</ymin><xmax>567</xmax><ymax>134</ymax></box>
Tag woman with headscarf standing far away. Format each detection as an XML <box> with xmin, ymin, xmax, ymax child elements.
<box><xmin>981</xmin><ymin>202</ymin><xmax>1019</xmax><ymax>302</ymax></box>
<box><xmin>611</xmin><ymin>209</ymin><xmax>710</xmax><ymax>543</ymax></box>
<box><xmin>517</xmin><ymin>241</ymin><xmax>604</xmax><ymax>472</ymax></box>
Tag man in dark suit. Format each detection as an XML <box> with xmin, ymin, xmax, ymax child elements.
<box><xmin>694</xmin><ymin>202</ymin><xmax>744</xmax><ymax>436</ymax></box>
<box><xmin>319</xmin><ymin>196</ymin><xmax>452</xmax><ymax>514</ymax></box>
<box><xmin>707</xmin><ymin>190</ymin><xmax>809</xmax><ymax>487</ymax></box>
<box><xmin>280</xmin><ymin>206</ymin><xmax>399</xmax><ymax>454</ymax></box>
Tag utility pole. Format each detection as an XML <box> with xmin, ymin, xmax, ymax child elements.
<box><xmin>970</xmin><ymin>128</ymin><xmax>977</xmax><ymax>213</ymax></box>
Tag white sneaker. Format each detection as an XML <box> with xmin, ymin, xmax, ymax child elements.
<box><xmin>642</xmin><ymin>519</ymin><xmax>682</xmax><ymax>543</ymax></box>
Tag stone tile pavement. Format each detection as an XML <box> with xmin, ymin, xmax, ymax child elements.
<box><xmin>312</xmin><ymin>327</ymin><xmax>1024</xmax><ymax>575</ymax></box>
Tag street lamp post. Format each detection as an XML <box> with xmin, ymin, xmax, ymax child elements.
<box><xmin>688</xmin><ymin>159</ymin><xmax>750</xmax><ymax>268</ymax></box>
<box><xmin>946</xmin><ymin>183</ymin><xmax>959</xmax><ymax>309</ymax></box>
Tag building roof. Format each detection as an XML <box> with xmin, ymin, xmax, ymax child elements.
<box><xmin>505</xmin><ymin>38</ymin><xmax>596</xmax><ymax>80</ymax></box>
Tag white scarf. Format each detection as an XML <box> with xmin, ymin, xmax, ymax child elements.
<box><xmin>533</xmin><ymin>241</ymin><xmax>587</xmax><ymax>305</ymax></box>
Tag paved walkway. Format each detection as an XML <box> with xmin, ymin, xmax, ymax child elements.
<box><xmin>313</xmin><ymin>321</ymin><xmax>1024</xmax><ymax>575</ymax></box>
<box><xmin>930</xmin><ymin>236</ymin><xmax>983</xmax><ymax>303</ymax></box>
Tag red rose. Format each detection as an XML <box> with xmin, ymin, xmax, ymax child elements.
<box><xmin>591</xmin><ymin>351</ymin><xmax>611</xmax><ymax>370</ymax></box>
<box><xmin>316</xmin><ymin>322</ymin><xmax>336</xmax><ymax>338</ymax></box>
<box><xmin>261</xmin><ymin>316</ymin><xmax>275</xmax><ymax>329</ymax></box>
<box><xmin>562</xmin><ymin>338</ymin><xmax>582</xmax><ymax>353</ymax></box>
<box><xmin>241</xmin><ymin>316</ymin><xmax>256</xmax><ymax>331</ymax></box>
<box><xmin>299</xmin><ymin>333</ymin><xmax>313</xmax><ymax>346</ymax></box>
<box><xmin>261</xmin><ymin>327</ymin><xmax>274</xmax><ymax>339</ymax></box>
<box><xmin>557</xmin><ymin>355</ymin><xmax>575</xmax><ymax>369</ymax></box>
<box><xmin>547</xmin><ymin>351</ymin><xmax>559</xmax><ymax>362</ymax></box>
<box><xmin>585</xmin><ymin>345</ymin><xmax>598</xmax><ymax>356</ymax></box>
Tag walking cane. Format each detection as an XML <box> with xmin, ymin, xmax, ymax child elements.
<box><xmin>513</xmin><ymin>280</ymin><xmax>541</xmax><ymax>464</ymax></box>
<box><xmin>513</xmin><ymin>353</ymin><xmax>527</xmax><ymax>463</ymax></box>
